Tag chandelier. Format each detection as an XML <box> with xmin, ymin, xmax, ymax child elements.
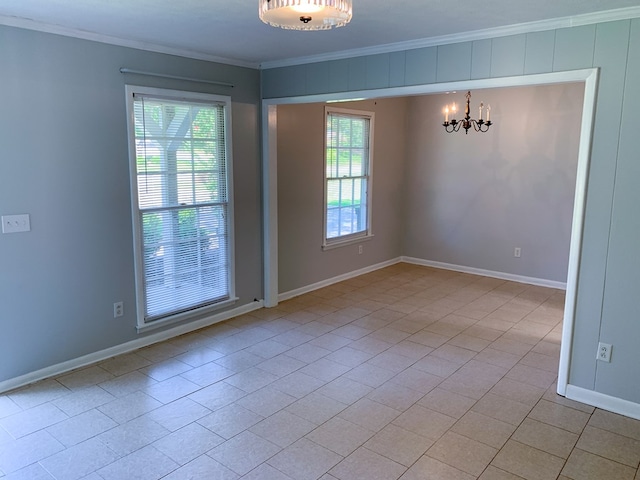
<box><xmin>442</xmin><ymin>91</ymin><xmax>492</xmax><ymax>134</ymax></box>
<box><xmin>259</xmin><ymin>0</ymin><xmax>353</xmax><ymax>31</ymax></box>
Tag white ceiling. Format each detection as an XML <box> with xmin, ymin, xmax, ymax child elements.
<box><xmin>1</xmin><ymin>0</ymin><xmax>639</xmax><ymax>68</ymax></box>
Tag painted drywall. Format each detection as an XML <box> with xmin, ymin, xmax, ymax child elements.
<box><xmin>0</xmin><ymin>25</ymin><xmax>262</xmax><ymax>383</ymax></box>
<box><xmin>263</xmin><ymin>19</ymin><xmax>640</xmax><ymax>405</ymax></box>
<box><xmin>403</xmin><ymin>84</ymin><xmax>584</xmax><ymax>283</ymax></box>
<box><xmin>277</xmin><ymin>98</ymin><xmax>407</xmax><ymax>294</ymax></box>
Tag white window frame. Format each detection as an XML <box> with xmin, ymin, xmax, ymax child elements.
<box><xmin>125</xmin><ymin>85</ymin><xmax>236</xmax><ymax>332</ymax></box>
<box><xmin>323</xmin><ymin>106</ymin><xmax>374</xmax><ymax>250</ymax></box>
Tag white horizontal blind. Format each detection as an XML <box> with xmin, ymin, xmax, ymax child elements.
<box><xmin>325</xmin><ymin>110</ymin><xmax>371</xmax><ymax>241</ymax></box>
<box><xmin>133</xmin><ymin>94</ymin><xmax>231</xmax><ymax>322</ymax></box>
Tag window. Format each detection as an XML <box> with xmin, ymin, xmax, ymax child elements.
<box><xmin>324</xmin><ymin>107</ymin><xmax>374</xmax><ymax>248</ymax></box>
<box><xmin>126</xmin><ymin>86</ymin><xmax>235</xmax><ymax>329</ymax></box>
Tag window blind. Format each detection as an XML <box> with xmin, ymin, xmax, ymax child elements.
<box><xmin>132</xmin><ymin>94</ymin><xmax>231</xmax><ymax>322</ymax></box>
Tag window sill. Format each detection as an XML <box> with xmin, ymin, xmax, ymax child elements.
<box><xmin>136</xmin><ymin>296</ymin><xmax>239</xmax><ymax>333</ymax></box>
<box><xmin>322</xmin><ymin>233</ymin><xmax>374</xmax><ymax>251</ymax></box>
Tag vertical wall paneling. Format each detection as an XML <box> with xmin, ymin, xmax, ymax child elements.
<box><xmin>490</xmin><ymin>34</ymin><xmax>526</xmax><ymax>77</ymax></box>
<box><xmin>471</xmin><ymin>39</ymin><xmax>492</xmax><ymax>79</ymax></box>
<box><xmin>595</xmin><ymin>18</ymin><xmax>639</xmax><ymax>402</ymax></box>
<box><xmin>405</xmin><ymin>47</ymin><xmax>437</xmax><ymax>85</ymax></box>
<box><xmin>348</xmin><ymin>56</ymin><xmax>367</xmax><ymax>91</ymax></box>
<box><xmin>569</xmin><ymin>20</ymin><xmax>631</xmax><ymax>390</ymax></box>
<box><xmin>389</xmin><ymin>51</ymin><xmax>407</xmax><ymax>87</ymax></box>
<box><xmin>553</xmin><ymin>25</ymin><xmax>597</xmax><ymax>72</ymax></box>
<box><xmin>306</xmin><ymin>61</ymin><xmax>330</xmax><ymax>95</ymax></box>
<box><xmin>436</xmin><ymin>42</ymin><xmax>472</xmax><ymax>83</ymax></box>
<box><xmin>366</xmin><ymin>53</ymin><xmax>391</xmax><ymax>90</ymax></box>
<box><xmin>328</xmin><ymin>58</ymin><xmax>350</xmax><ymax>93</ymax></box>
<box><xmin>524</xmin><ymin>30</ymin><xmax>556</xmax><ymax>75</ymax></box>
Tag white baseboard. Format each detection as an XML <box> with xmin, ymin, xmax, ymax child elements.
<box><xmin>279</xmin><ymin>257</ymin><xmax>402</xmax><ymax>302</ymax></box>
<box><xmin>0</xmin><ymin>300</ymin><xmax>264</xmax><ymax>394</ymax></box>
<box><xmin>566</xmin><ymin>384</ymin><xmax>640</xmax><ymax>421</ymax></box>
<box><xmin>401</xmin><ymin>257</ymin><xmax>567</xmax><ymax>290</ymax></box>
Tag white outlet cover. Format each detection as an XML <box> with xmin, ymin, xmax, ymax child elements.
<box><xmin>1</xmin><ymin>214</ymin><xmax>31</xmax><ymax>234</ymax></box>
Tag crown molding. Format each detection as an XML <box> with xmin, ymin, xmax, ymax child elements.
<box><xmin>260</xmin><ymin>6</ymin><xmax>640</xmax><ymax>69</ymax></box>
<box><xmin>0</xmin><ymin>14</ymin><xmax>259</xmax><ymax>69</ymax></box>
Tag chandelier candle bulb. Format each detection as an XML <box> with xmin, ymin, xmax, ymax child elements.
<box><xmin>487</xmin><ymin>105</ymin><xmax>491</xmax><ymax>122</ymax></box>
<box><xmin>445</xmin><ymin>106</ymin><xmax>449</xmax><ymax>123</ymax></box>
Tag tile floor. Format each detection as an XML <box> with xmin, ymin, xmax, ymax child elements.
<box><xmin>1</xmin><ymin>263</ymin><xmax>640</xmax><ymax>480</ymax></box>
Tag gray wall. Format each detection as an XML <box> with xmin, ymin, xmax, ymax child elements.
<box><xmin>277</xmin><ymin>98</ymin><xmax>407</xmax><ymax>293</ymax></box>
<box><xmin>404</xmin><ymin>84</ymin><xmax>583</xmax><ymax>283</ymax></box>
<box><xmin>0</xmin><ymin>25</ymin><xmax>262</xmax><ymax>383</ymax></box>
<box><xmin>263</xmin><ymin>20</ymin><xmax>640</xmax><ymax>404</ymax></box>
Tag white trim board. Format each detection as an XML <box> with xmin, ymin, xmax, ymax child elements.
<box><xmin>566</xmin><ymin>384</ymin><xmax>640</xmax><ymax>421</ymax></box>
<box><xmin>279</xmin><ymin>258</ymin><xmax>401</xmax><ymax>302</ymax></box>
<box><xmin>0</xmin><ymin>301</ymin><xmax>263</xmax><ymax>395</ymax></box>
<box><xmin>402</xmin><ymin>257</ymin><xmax>567</xmax><ymax>290</ymax></box>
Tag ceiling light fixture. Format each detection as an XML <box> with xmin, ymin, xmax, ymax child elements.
<box><xmin>259</xmin><ymin>0</ymin><xmax>353</xmax><ymax>31</ymax></box>
<box><xmin>443</xmin><ymin>91</ymin><xmax>492</xmax><ymax>134</ymax></box>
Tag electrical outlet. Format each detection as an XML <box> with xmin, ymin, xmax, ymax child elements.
<box><xmin>597</xmin><ymin>342</ymin><xmax>612</xmax><ymax>362</ymax></box>
<box><xmin>358</xmin><ymin>245</ymin><xmax>363</xmax><ymax>254</ymax></box>
<box><xmin>113</xmin><ymin>301</ymin><xmax>124</xmax><ymax>318</ymax></box>
<box><xmin>514</xmin><ymin>247</ymin><xmax>521</xmax><ymax>258</ymax></box>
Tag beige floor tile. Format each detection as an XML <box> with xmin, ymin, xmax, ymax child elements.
<box><xmin>430</xmin><ymin>344</ymin><xmax>478</xmax><ymax>365</ymax></box>
<box><xmin>39</xmin><ymin>437</ymin><xmax>121</xmax><ymax>480</ymax></box>
<box><xmin>561</xmin><ymin>448</ymin><xmax>636</xmax><ymax>480</ymax></box>
<box><xmin>412</xmin><ymin>355</ymin><xmax>462</xmax><ymax>377</ymax></box>
<box><xmin>492</xmin><ymin>440</ymin><xmax>565</xmax><ymax>480</ymax></box>
<box><xmin>367</xmin><ymin>351</ymin><xmax>416</xmax><ymax>374</ymax></box>
<box><xmin>518</xmin><ymin>352</ymin><xmax>559</xmax><ymax>373</ymax></box>
<box><xmin>197</xmin><ymin>404</ymin><xmax>264</xmax><ymax>440</ymax></box>
<box><xmin>96</xmin><ymin>445</ymin><xmax>178</xmax><ymax>480</ymax></box>
<box><xmin>528</xmin><ymin>399</ymin><xmax>590</xmax><ymax>434</ymax></box>
<box><xmin>269</xmin><ymin>371</ymin><xmax>326</xmax><ymax>399</ymax></box>
<box><xmin>308</xmin><ymin>333</ymin><xmax>354</xmax><ymax>351</ymax></box>
<box><xmin>392</xmin><ymin>404</ymin><xmax>456</xmax><ymax>440</ymax></box>
<box><xmin>367</xmin><ymin>382</ymin><xmax>424</xmax><ymax>412</ymax></box>
<box><xmin>99</xmin><ymin>352</ymin><xmax>153</xmax><ymax>376</ymax></box>
<box><xmin>479</xmin><ymin>465</ymin><xmax>529</xmax><ymax>479</ymax></box>
<box><xmin>385</xmin><ymin>340</ymin><xmax>432</xmax><ymax>359</ymax></box>
<box><xmin>418</xmin><ymin>387</ymin><xmax>476</xmax><ymax>419</ymax></box>
<box><xmin>285</xmin><ymin>392</ymin><xmax>347</xmax><ymax>425</ymax></box>
<box><xmin>98</xmin><ymin>371</ymin><xmax>158</xmax><ymax>398</ymax></box>
<box><xmin>325</xmin><ymin>347</ymin><xmax>374</xmax><ymax>367</ymax></box>
<box><xmin>489</xmin><ymin>378</ymin><xmax>545</xmax><ymax>407</ymax></box>
<box><xmin>400</xmin><ymin>455</ymin><xmax>475</xmax><ymax>480</ymax></box>
<box><xmin>427</xmin><ymin>431</ymin><xmax>498</xmax><ymax>476</ymax></box>
<box><xmin>214</xmin><ymin>351</ymin><xmax>264</xmax><ymax>371</ymax></box>
<box><xmin>153</xmin><ymin>423</ymin><xmax>224</xmax><ymax>465</ymax></box>
<box><xmin>349</xmin><ymin>336</ymin><xmax>394</xmax><ymax>355</ymax></box>
<box><xmin>138</xmin><ymin>358</ymin><xmax>193</xmax><ymax>382</ymax></box>
<box><xmin>161</xmin><ymin>455</ymin><xmax>238</xmax><ymax>480</ymax></box>
<box><xmin>364</xmin><ymin>424</ymin><xmax>433</xmax><ymax>467</ymax></box>
<box><xmin>390</xmin><ymin>367</ymin><xmax>443</xmax><ymax>394</ymax></box>
<box><xmin>511</xmin><ymin>418</ymin><xmax>578</xmax><ymax>459</ymax></box>
<box><xmin>236</xmin><ymin>386</ymin><xmax>296</xmax><ymax>417</ymax></box>
<box><xmin>576</xmin><ymin>425</ymin><xmax>640</xmax><ymax>467</ymax></box>
<box><xmin>143</xmin><ymin>397</ymin><xmax>211</xmax><ymax>432</ymax></box>
<box><xmin>407</xmin><ymin>330</ymin><xmax>451</xmax><ymax>349</ymax></box>
<box><xmin>447</xmin><ymin>333</ymin><xmax>492</xmax><ymax>352</ymax></box>
<box><xmin>0</xmin><ymin>403</ymin><xmax>68</xmax><ymax>439</ymax></box>
<box><xmin>268</xmin><ymin>438</ymin><xmax>343</xmax><ymax>480</ymax></box>
<box><xmin>329</xmin><ymin>447</ymin><xmax>406</xmax><ymax>480</ymax></box>
<box><xmin>489</xmin><ymin>338</ymin><xmax>533</xmax><ymax>356</ymax></box>
<box><xmin>97</xmin><ymin>415</ymin><xmax>169</xmax><ymax>456</ymax></box>
<box><xmin>306</xmin><ymin>417</ymin><xmax>374</xmax><ymax>456</ymax></box>
<box><xmin>471</xmin><ymin>393</ymin><xmax>532</xmax><ymax>426</ymax></box>
<box><xmin>337</xmin><ymin>398</ymin><xmax>400</xmax><ymax>432</ymax></box>
<box><xmin>224</xmin><ymin>367</ymin><xmax>280</xmax><ymax>393</ymax></box>
<box><xmin>250</xmin><ymin>410</ymin><xmax>316</xmax><ymax>448</ymax></box>
<box><xmin>588</xmin><ymin>409</ymin><xmax>640</xmax><ymax>441</ymax></box>
<box><xmin>505</xmin><ymin>365</ymin><xmax>557</xmax><ymax>390</ymax></box>
<box><xmin>241</xmin><ymin>463</ymin><xmax>293</xmax><ymax>480</ymax></box>
<box><xmin>299</xmin><ymin>358</ymin><xmax>351</xmax><ymax>382</ymax></box>
<box><xmin>187</xmin><ymin>381</ymin><xmax>246</xmax><ymax>411</ymax></box>
<box><xmin>56</xmin><ymin>366</ymin><xmax>116</xmax><ymax>390</ymax></box>
<box><xmin>255</xmin><ymin>354</ymin><xmax>307</xmax><ymax>378</ymax></box>
<box><xmin>285</xmin><ymin>343</ymin><xmax>332</xmax><ymax>363</ymax></box>
<box><xmin>316</xmin><ymin>377</ymin><xmax>373</xmax><ymax>405</ymax></box>
<box><xmin>46</xmin><ymin>408</ymin><xmax>117</xmax><ymax>447</ymax></box>
<box><xmin>451</xmin><ymin>410</ymin><xmax>516</xmax><ymax>449</ymax></box>
<box><xmin>209</xmin><ymin>431</ymin><xmax>281</xmax><ymax>475</ymax></box>
<box><xmin>51</xmin><ymin>385</ymin><xmax>116</xmax><ymax>417</ymax></box>
<box><xmin>144</xmin><ymin>375</ymin><xmax>201</xmax><ymax>404</ymax></box>
<box><xmin>344</xmin><ymin>363</ymin><xmax>397</xmax><ymax>388</ymax></box>
<box><xmin>0</xmin><ymin>430</ymin><xmax>64</xmax><ymax>474</ymax></box>
<box><xmin>474</xmin><ymin>348</ymin><xmax>523</xmax><ymax>369</ymax></box>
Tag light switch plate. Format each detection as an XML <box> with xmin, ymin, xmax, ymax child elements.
<box><xmin>2</xmin><ymin>214</ymin><xmax>31</xmax><ymax>233</ymax></box>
